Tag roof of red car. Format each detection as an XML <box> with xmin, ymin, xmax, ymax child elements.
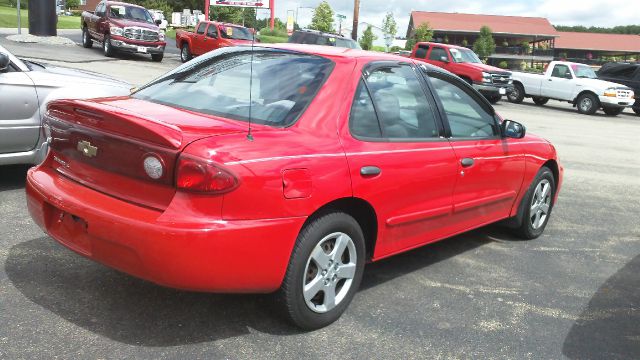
<box><xmin>555</xmin><ymin>32</ymin><xmax>640</xmax><ymax>53</ymax></box>
<box><xmin>410</xmin><ymin>11</ymin><xmax>558</xmax><ymax>37</ymax></box>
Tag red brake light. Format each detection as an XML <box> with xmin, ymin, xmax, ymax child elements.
<box><xmin>176</xmin><ymin>155</ymin><xmax>238</xmax><ymax>193</ymax></box>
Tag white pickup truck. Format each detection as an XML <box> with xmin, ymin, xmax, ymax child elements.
<box><xmin>507</xmin><ymin>61</ymin><xmax>634</xmax><ymax>115</ymax></box>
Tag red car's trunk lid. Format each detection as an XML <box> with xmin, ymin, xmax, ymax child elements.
<box><xmin>46</xmin><ymin>97</ymin><xmax>247</xmax><ymax>210</ymax></box>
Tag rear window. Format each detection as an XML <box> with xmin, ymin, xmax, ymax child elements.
<box><xmin>133</xmin><ymin>48</ymin><xmax>334</xmax><ymax>127</ymax></box>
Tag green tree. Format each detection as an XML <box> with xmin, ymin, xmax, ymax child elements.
<box><xmin>309</xmin><ymin>1</ymin><xmax>334</xmax><ymax>33</ymax></box>
<box><xmin>405</xmin><ymin>22</ymin><xmax>433</xmax><ymax>50</ymax></box>
<box><xmin>382</xmin><ymin>12</ymin><xmax>397</xmax><ymax>51</ymax></box>
<box><xmin>142</xmin><ymin>0</ymin><xmax>172</xmax><ymax>22</ymax></box>
<box><xmin>65</xmin><ymin>0</ymin><xmax>79</xmax><ymax>9</ymax></box>
<box><xmin>359</xmin><ymin>25</ymin><xmax>377</xmax><ymax>50</ymax></box>
<box><xmin>473</xmin><ymin>25</ymin><xmax>496</xmax><ymax>60</ymax></box>
<box><xmin>210</xmin><ymin>6</ymin><xmax>257</xmax><ymax>28</ymax></box>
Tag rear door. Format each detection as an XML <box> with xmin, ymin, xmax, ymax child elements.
<box><xmin>425</xmin><ymin>70</ymin><xmax>525</xmax><ymax>230</ymax></box>
<box><xmin>542</xmin><ymin>64</ymin><xmax>575</xmax><ymax>100</ymax></box>
<box><xmin>0</xmin><ymin>65</ymin><xmax>40</xmax><ymax>154</ymax></box>
<box><xmin>340</xmin><ymin>61</ymin><xmax>459</xmax><ymax>258</ymax></box>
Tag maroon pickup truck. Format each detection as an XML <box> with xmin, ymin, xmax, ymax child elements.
<box><xmin>176</xmin><ymin>21</ymin><xmax>254</xmax><ymax>63</ymax></box>
<box><xmin>81</xmin><ymin>1</ymin><xmax>166</xmax><ymax>62</ymax></box>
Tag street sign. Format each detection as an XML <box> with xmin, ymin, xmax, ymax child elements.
<box><xmin>337</xmin><ymin>14</ymin><xmax>346</xmax><ymax>19</ymax></box>
<box><xmin>214</xmin><ymin>0</ymin><xmax>269</xmax><ymax>8</ymax></box>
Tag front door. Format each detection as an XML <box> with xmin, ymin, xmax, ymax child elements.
<box><xmin>0</xmin><ymin>69</ymin><xmax>39</xmax><ymax>154</ymax></box>
<box><xmin>340</xmin><ymin>61</ymin><xmax>458</xmax><ymax>259</ymax></box>
<box><xmin>426</xmin><ymin>46</ymin><xmax>452</xmax><ymax>71</ymax></box>
<box><xmin>426</xmin><ymin>70</ymin><xmax>525</xmax><ymax>231</ymax></box>
<box><xmin>542</xmin><ymin>63</ymin><xmax>576</xmax><ymax>101</ymax></box>
<box><xmin>192</xmin><ymin>22</ymin><xmax>208</xmax><ymax>55</ymax></box>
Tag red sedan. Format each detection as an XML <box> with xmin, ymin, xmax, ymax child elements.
<box><xmin>26</xmin><ymin>44</ymin><xmax>563</xmax><ymax>329</ymax></box>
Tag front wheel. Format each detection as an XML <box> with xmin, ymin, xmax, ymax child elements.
<box><xmin>103</xmin><ymin>34</ymin><xmax>115</xmax><ymax>57</ymax></box>
<box><xmin>486</xmin><ymin>94</ymin><xmax>502</xmax><ymax>104</ymax></box>
<box><xmin>507</xmin><ymin>83</ymin><xmax>525</xmax><ymax>104</ymax></box>
<box><xmin>633</xmin><ymin>107</ymin><xmax>640</xmax><ymax>116</ymax></box>
<box><xmin>577</xmin><ymin>93</ymin><xmax>599</xmax><ymax>115</ymax></box>
<box><xmin>181</xmin><ymin>43</ymin><xmax>192</xmax><ymax>63</ymax></box>
<box><xmin>151</xmin><ymin>53</ymin><xmax>164</xmax><ymax>62</ymax></box>
<box><xmin>82</xmin><ymin>27</ymin><xmax>92</xmax><ymax>48</ymax></box>
<box><xmin>279</xmin><ymin>212</ymin><xmax>365</xmax><ymax>330</ymax></box>
<box><xmin>532</xmin><ymin>96</ymin><xmax>549</xmax><ymax>106</ymax></box>
<box><xmin>603</xmin><ymin>107</ymin><xmax>623</xmax><ymax>116</ymax></box>
<box><xmin>512</xmin><ymin>166</ymin><xmax>556</xmax><ymax>240</ymax></box>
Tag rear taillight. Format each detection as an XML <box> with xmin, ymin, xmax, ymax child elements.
<box><xmin>176</xmin><ymin>155</ymin><xmax>239</xmax><ymax>194</ymax></box>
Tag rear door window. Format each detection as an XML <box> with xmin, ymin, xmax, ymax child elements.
<box><xmin>206</xmin><ymin>25</ymin><xmax>218</xmax><ymax>38</ymax></box>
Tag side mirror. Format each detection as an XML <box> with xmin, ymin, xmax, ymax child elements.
<box><xmin>501</xmin><ymin>119</ymin><xmax>526</xmax><ymax>139</ymax></box>
<box><xmin>440</xmin><ymin>56</ymin><xmax>449</xmax><ymax>63</ymax></box>
<box><xmin>0</xmin><ymin>52</ymin><xmax>10</xmax><ymax>71</ymax></box>
<box><xmin>155</xmin><ymin>19</ymin><xmax>162</xmax><ymax>26</ymax></box>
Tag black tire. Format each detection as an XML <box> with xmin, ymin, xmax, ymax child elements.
<box><xmin>151</xmin><ymin>53</ymin><xmax>164</xmax><ymax>62</ymax></box>
<box><xmin>576</xmin><ymin>93</ymin><xmax>599</xmax><ymax>115</ymax></box>
<box><xmin>507</xmin><ymin>83</ymin><xmax>525</xmax><ymax>104</ymax></box>
<box><xmin>512</xmin><ymin>166</ymin><xmax>556</xmax><ymax>240</ymax></box>
<box><xmin>532</xmin><ymin>97</ymin><xmax>549</xmax><ymax>106</ymax></box>
<box><xmin>82</xmin><ymin>27</ymin><xmax>92</xmax><ymax>48</ymax></box>
<box><xmin>603</xmin><ymin>107</ymin><xmax>623</xmax><ymax>116</ymax></box>
<box><xmin>633</xmin><ymin>107</ymin><xmax>640</xmax><ymax>116</ymax></box>
<box><xmin>279</xmin><ymin>212</ymin><xmax>365</xmax><ymax>330</ymax></box>
<box><xmin>486</xmin><ymin>94</ymin><xmax>502</xmax><ymax>104</ymax></box>
<box><xmin>180</xmin><ymin>43</ymin><xmax>192</xmax><ymax>63</ymax></box>
<box><xmin>103</xmin><ymin>34</ymin><xmax>115</xmax><ymax>57</ymax></box>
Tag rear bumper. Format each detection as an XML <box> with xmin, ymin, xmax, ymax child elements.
<box><xmin>26</xmin><ymin>164</ymin><xmax>305</xmax><ymax>293</ymax></box>
<box><xmin>110</xmin><ymin>36</ymin><xmax>166</xmax><ymax>55</ymax></box>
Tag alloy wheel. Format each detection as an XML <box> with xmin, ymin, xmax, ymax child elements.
<box><xmin>580</xmin><ymin>97</ymin><xmax>593</xmax><ymax>113</ymax></box>
<box><xmin>530</xmin><ymin>179</ymin><xmax>552</xmax><ymax>229</ymax></box>
<box><xmin>302</xmin><ymin>232</ymin><xmax>357</xmax><ymax>313</ymax></box>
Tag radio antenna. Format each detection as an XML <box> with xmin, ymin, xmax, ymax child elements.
<box><xmin>246</xmin><ymin>9</ymin><xmax>258</xmax><ymax>142</ymax></box>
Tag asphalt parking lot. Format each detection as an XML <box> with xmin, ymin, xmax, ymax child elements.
<box><xmin>1</xmin><ymin>38</ymin><xmax>639</xmax><ymax>359</ymax></box>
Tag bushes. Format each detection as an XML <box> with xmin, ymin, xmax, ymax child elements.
<box><xmin>498</xmin><ymin>60</ymin><xmax>509</xmax><ymax>69</ymax></box>
<box><xmin>259</xmin><ymin>27</ymin><xmax>287</xmax><ymax>38</ymax></box>
<box><xmin>8</xmin><ymin>0</ymin><xmax>28</xmax><ymax>9</ymax></box>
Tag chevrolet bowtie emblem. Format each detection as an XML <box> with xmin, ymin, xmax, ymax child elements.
<box><xmin>77</xmin><ymin>140</ymin><xmax>98</xmax><ymax>158</ymax></box>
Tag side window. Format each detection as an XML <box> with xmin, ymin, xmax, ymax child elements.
<box><xmin>350</xmin><ymin>80</ymin><xmax>382</xmax><ymax>138</ymax></box>
<box><xmin>429</xmin><ymin>47</ymin><xmax>448</xmax><ymax>62</ymax></box>
<box><xmin>196</xmin><ymin>23</ymin><xmax>207</xmax><ymax>35</ymax></box>
<box><xmin>429</xmin><ymin>75</ymin><xmax>498</xmax><ymax>138</ymax></box>
<box><xmin>206</xmin><ymin>25</ymin><xmax>218</xmax><ymax>38</ymax></box>
<box><xmin>551</xmin><ymin>65</ymin><xmax>571</xmax><ymax>79</ymax></box>
<box><xmin>607</xmin><ymin>66</ymin><xmax>637</xmax><ymax>79</ymax></box>
<box><xmin>350</xmin><ymin>65</ymin><xmax>440</xmax><ymax>140</ymax></box>
<box><xmin>95</xmin><ymin>3</ymin><xmax>105</xmax><ymax>16</ymax></box>
<box><xmin>414</xmin><ymin>44</ymin><xmax>429</xmax><ymax>59</ymax></box>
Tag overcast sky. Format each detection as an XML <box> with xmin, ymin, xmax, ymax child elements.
<box><xmin>255</xmin><ymin>0</ymin><xmax>640</xmax><ymax>36</ymax></box>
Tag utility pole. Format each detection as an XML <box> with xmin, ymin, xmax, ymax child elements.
<box><xmin>351</xmin><ymin>0</ymin><xmax>359</xmax><ymax>40</ymax></box>
<box><xmin>17</xmin><ymin>0</ymin><xmax>21</xmax><ymax>34</ymax></box>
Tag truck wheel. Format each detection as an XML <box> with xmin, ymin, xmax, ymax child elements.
<box><xmin>577</xmin><ymin>93</ymin><xmax>599</xmax><ymax>115</ymax></box>
<box><xmin>486</xmin><ymin>94</ymin><xmax>501</xmax><ymax>104</ymax></box>
<box><xmin>151</xmin><ymin>53</ymin><xmax>164</xmax><ymax>62</ymax></box>
<box><xmin>633</xmin><ymin>108</ymin><xmax>640</xmax><ymax>116</ymax></box>
<box><xmin>507</xmin><ymin>83</ymin><xmax>525</xmax><ymax>104</ymax></box>
<box><xmin>532</xmin><ymin>97</ymin><xmax>549</xmax><ymax>106</ymax></box>
<box><xmin>103</xmin><ymin>34</ymin><xmax>115</xmax><ymax>57</ymax></box>
<box><xmin>603</xmin><ymin>107</ymin><xmax>623</xmax><ymax>116</ymax></box>
<box><xmin>82</xmin><ymin>27</ymin><xmax>92</xmax><ymax>48</ymax></box>
<box><xmin>279</xmin><ymin>212</ymin><xmax>365</xmax><ymax>330</ymax></box>
<box><xmin>181</xmin><ymin>44</ymin><xmax>192</xmax><ymax>63</ymax></box>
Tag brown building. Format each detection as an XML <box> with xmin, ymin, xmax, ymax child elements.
<box><xmin>555</xmin><ymin>31</ymin><xmax>640</xmax><ymax>65</ymax></box>
<box><xmin>78</xmin><ymin>0</ymin><xmax>102</xmax><ymax>12</ymax></box>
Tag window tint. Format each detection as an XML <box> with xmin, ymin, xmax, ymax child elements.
<box><xmin>133</xmin><ymin>50</ymin><xmax>334</xmax><ymax>127</ymax></box>
<box><xmin>196</xmin><ymin>23</ymin><xmax>207</xmax><ymax>35</ymax></box>
<box><xmin>415</xmin><ymin>44</ymin><xmax>429</xmax><ymax>59</ymax></box>
<box><xmin>350</xmin><ymin>80</ymin><xmax>382</xmax><ymax>138</ymax></box>
<box><xmin>429</xmin><ymin>47</ymin><xmax>448</xmax><ymax>61</ymax></box>
<box><xmin>429</xmin><ymin>75</ymin><xmax>497</xmax><ymax>138</ymax></box>
<box><xmin>601</xmin><ymin>65</ymin><xmax>638</xmax><ymax>79</ymax></box>
<box><xmin>551</xmin><ymin>64</ymin><xmax>571</xmax><ymax>79</ymax></box>
<box><xmin>206</xmin><ymin>25</ymin><xmax>217</xmax><ymax>38</ymax></box>
<box><xmin>350</xmin><ymin>65</ymin><xmax>440</xmax><ymax>140</ymax></box>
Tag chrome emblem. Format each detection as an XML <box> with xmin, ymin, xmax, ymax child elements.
<box><xmin>77</xmin><ymin>140</ymin><xmax>98</xmax><ymax>158</ymax></box>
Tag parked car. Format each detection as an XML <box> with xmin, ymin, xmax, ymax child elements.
<box><xmin>0</xmin><ymin>45</ymin><xmax>130</xmax><ymax>166</ymax></box>
<box><xmin>147</xmin><ymin>9</ymin><xmax>168</xmax><ymax>30</ymax></box>
<box><xmin>26</xmin><ymin>44</ymin><xmax>562</xmax><ymax>330</ymax></box>
<box><xmin>410</xmin><ymin>42</ymin><xmax>513</xmax><ymax>104</ymax></box>
<box><xmin>509</xmin><ymin>61</ymin><xmax>635</xmax><ymax>115</ymax></box>
<box><xmin>597</xmin><ymin>62</ymin><xmax>640</xmax><ymax>116</ymax></box>
<box><xmin>176</xmin><ymin>21</ymin><xmax>254</xmax><ymax>63</ymax></box>
<box><xmin>81</xmin><ymin>1</ymin><xmax>167</xmax><ymax>62</ymax></box>
<box><xmin>288</xmin><ymin>29</ymin><xmax>361</xmax><ymax>49</ymax></box>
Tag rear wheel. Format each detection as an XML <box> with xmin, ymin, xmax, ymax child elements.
<box><xmin>577</xmin><ymin>93</ymin><xmax>599</xmax><ymax>115</ymax></box>
<box><xmin>532</xmin><ymin>97</ymin><xmax>549</xmax><ymax>106</ymax></box>
<box><xmin>279</xmin><ymin>212</ymin><xmax>365</xmax><ymax>330</ymax></box>
<box><xmin>181</xmin><ymin>43</ymin><xmax>192</xmax><ymax>63</ymax></box>
<box><xmin>513</xmin><ymin>166</ymin><xmax>556</xmax><ymax>240</ymax></box>
<box><xmin>103</xmin><ymin>34</ymin><xmax>115</xmax><ymax>57</ymax></box>
<box><xmin>507</xmin><ymin>83</ymin><xmax>525</xmax><ymax>104</ymax></box>
<box><xmin>603</xmin><ymin>107</ymin><xmax>623</xmax><ymax>116</ymax></box>
<box><xmin>82</xmin><ymin>27</ymin><xmax>92</xmax><ymax>48</ymax></box>
<box><xmin>151</xmin><ymin>53</ymin><xmax>164</xmax><ymax>62</ymax></box>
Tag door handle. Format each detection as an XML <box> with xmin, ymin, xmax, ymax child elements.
<box><xmin>460</xmin><ymin>158</ymin><xmax>474</xmax><ymax>167</ymax></box>
<box><xmin>360</xmin><ymin>166</ymin><xmax>381</xmax><ymax>176</ymax></box>
<box><xmin>548</xmin><ymin>79</ymin><xmax>553</xmax><ymax>81</ymax></box>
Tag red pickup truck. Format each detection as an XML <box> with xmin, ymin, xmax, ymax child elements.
<box><xmin>410</xmin><ymin>42</ymin><xmax>513</xmax><ymax>103</ymax></box>
<box><xmin>81</xmin><ymin>1</ymin><xmax>166</xmax><ymax>62</ymax></box>
<box><xmin>176</xmin><ymin>21</ymin><xmax>254</xmax><ymax>63</ymax></box>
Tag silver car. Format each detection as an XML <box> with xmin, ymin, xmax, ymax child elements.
<box><xmin>0</xmin><ymin>44</ymin><xmax>131</xmax><ymax>165</ymax></box>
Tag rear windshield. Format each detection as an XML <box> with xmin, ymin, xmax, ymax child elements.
<box><xmin>133</xmin><ymin>48</ymin><xmax>334</xmax><ymax>127</ymax></box>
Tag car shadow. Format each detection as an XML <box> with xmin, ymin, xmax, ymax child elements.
<box><xmin>562</xmin><ymin>254</ymin><xmax>640</xmax><ymax>359</ymax></box>
<box><xmin>509</xmin><ymin>101</ymin><xmax>618</xmax><ymax>118</ymax></box>
<box><xmin>0</xmin><ymin>165</ymin><xmax>30</xmax><ymax>191</ymax></box>
<box><xmin>5</xmin><ymin>226</ymin><xmax>513</xmax><ymax>345</ymax></box>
